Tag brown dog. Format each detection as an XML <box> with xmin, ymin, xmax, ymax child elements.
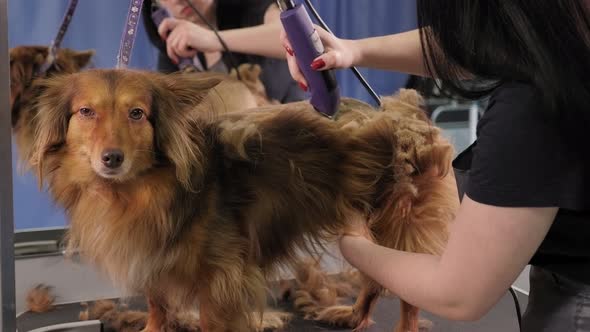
<box><xmin>17</xmin><ymin>67</ymin><xmax>458</xmax><ymax>332</ymax></box>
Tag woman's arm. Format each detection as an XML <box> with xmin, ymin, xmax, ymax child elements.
<box><xmin>281</xmin><ymin>28</ymin><xmax>428</xmax><ymax>86</ymax></box>
<box><xmin>340</xmin><ymin>195</ymin><xmax>556</xmax><ymax>321</ymax></box>
<box><xmin>160</xmin><ymin>4</ymin><xmax>287</xmax><ymax>62</ymax></box>
<box><xmin>352</xmin><ymin>29</ymin><xmax>426</xmax><ymax>75</ymax></box>
<box><xmin>217</xmin><ymin>23</ymin><xmax>287</xmax><ymax>59</ymax></box>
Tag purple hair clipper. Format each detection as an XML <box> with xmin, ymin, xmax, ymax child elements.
<box><xmin>151</xmin><ymin>7</ymin><xmax>196</xmax><ymax>70</ymax></box>
<box><xmin>278</xmin><ymin>0</ymin><xmax>340</xmax><ymax>118</ymax></box>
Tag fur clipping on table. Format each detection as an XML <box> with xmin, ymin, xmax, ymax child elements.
<box><xmin>26</xmin><ymin>284</ymin><xmax>55</xmax><ymax>313</ymax></box>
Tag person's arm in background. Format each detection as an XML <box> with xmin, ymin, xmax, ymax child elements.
<box><xmin>340</xmin><ymin>196</ymin><xmax>556</xmax><ymax>320</ymax></box>
<box><xmin>160</xmin><ymin>4</ymin><xmax>287</xmax><ymax>63</ymax></box>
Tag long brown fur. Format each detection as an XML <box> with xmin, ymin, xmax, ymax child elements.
<box><xmin>12</xmin><ymin>65</ymin><xmax>458</xmax><ymax>332</ymax></box>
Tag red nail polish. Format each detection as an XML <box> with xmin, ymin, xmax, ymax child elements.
<box><xmin>286</xmin><ymin>46</ymin><xmax>294</xmax><ymax>56</ymax></box>
<box><xmin>311</xmin><ymin>58</ymin><xmax>325</xmax><ymax>70</ymax></box>
<box><xmin>298</xmin><ymin>82</ymin><xmax>308</xmax><ymax>92</ymax></box>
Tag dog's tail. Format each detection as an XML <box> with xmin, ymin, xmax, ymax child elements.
<box><xmin>347</xmin><ymin>89</ymin><xmax>459</xmax><ymax>256</ymax></box>
<box><xmin>337</xmin><ymin>89</ymin><xmax>459</xmax><ymax>254</ymax></box>
<box><xmin>340</xmin><ymin>89</ymin><xmax>459</xmax><ymax>331</ymax></box>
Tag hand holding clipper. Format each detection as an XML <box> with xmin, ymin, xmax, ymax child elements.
<box><xmin>278</xmin><ymin>0</ymin><xmax>340</xmax><ymax>117</ymax></box>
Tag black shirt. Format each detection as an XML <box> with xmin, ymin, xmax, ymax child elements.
<box><xmin>142</xmin><ymin>0</ymin><xmax>305</xmax><ymax>104</ymax></box>
<box><xmin>453</xmin><ymin>82</ymin><xmax>590</xmax><ymax>283</ymax></box>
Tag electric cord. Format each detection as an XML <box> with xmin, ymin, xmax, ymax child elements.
<box><xmin>303</xmin><ymin>0</ymin><xmax>382</xmax><ymax>106</ymax></box>
<box><xmin>183</xmin><ymin>0</ymin><xmax>242</xmax><ymax>80</ymax></box>
<box><xmin>509</xmin><ymin>287</ymin><xmax>523</xmax><ymax>331</ymax></box>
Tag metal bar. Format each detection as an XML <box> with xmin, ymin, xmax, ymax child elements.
<box><xmin>468</xmin><ymin>102</ymin><xmax>479</xmax><ymax>144</ymax></box>
<box><xmin>0</xmin><ymin>0</ymin><xmax>17</xmax><ymax>329</ymax></box>
<box><xmin>28</xmin><ymin>320</ymin><xmax>102</xmax><ymax>332</ymax></box>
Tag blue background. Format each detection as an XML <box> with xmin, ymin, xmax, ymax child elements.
<box><xmin>8</xmin><ymin>0</ymin><xmax>417</xmax><ymax>230</ymax></box>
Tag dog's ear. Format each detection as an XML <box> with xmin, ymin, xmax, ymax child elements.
<box><xmin>161</xmin><ymin>72</ymin><xmax>223</xmax><ymax>109</ymax></box>
<box><xmin>150</xmin><ymin>73</ymin><xmax>222</xmax><ymax>188</ymax></box>
<box><xmin>9</xmin><ymin>47</ymin><xmax>49</xmax><ymax>121</ymax></box>
<box><xmin>53</xmin><ymin>48</ymin><xmax>95</xmax><ymax>74</ymax></box>
<box><xmin>63</xmin><ymin>49</ymin><xmax>94</xmax><ymax>70</ymax></box>
<box><xmin>31</xmin><ymin>46</ymin><xmax>50</xmax><ymax>67</ymax></box>
<box><xmin>30</xmin><ymin>74</ymin><xmax>76</xmax><ymax>186</ymax></box>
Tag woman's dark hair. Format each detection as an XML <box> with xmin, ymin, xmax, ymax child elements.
<box><xmin>417</xmin><ymin>0</ymin><xmax>590</xmax><ymax>127</ymax></box>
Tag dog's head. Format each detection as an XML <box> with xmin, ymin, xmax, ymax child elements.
<box><xmin>9</xmin><ymin>46</ymin><xmax>94</xmax><ymax>125</ymax></box>
<box><xmin>32</xmin><ymin>69</ymin><xmax>221</xmax><ymax>187</ymax></box>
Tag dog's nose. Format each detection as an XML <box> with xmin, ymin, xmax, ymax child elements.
<box><xmin>101</xmin><ymin>149</ymin><xmax>125</xmax><ymax>169</ymax></box>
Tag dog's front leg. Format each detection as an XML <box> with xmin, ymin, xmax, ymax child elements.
<box><xmin>141</xmin><ymin>296</ymin><xmax>168</xmax><ymax>332</ymax></box>
<box><xmin>197</xmin><ymin>290</ymin><xmax>252</xmax><ymax>332</ymax></box>
<box><xmin>311</xmin><ymin>280</ymin><xmax>380</xmax><ymax>330</ymax></box>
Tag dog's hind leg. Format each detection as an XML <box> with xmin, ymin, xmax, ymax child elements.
<box><xmin>394</xmin><ymin>300</ymin><xmax>435</xmax><ymax>332</ymax></box>
<box><xmin>314</xmin><ymin>282</ymin><xmax>380</xmax><ymax>331</ymax></box>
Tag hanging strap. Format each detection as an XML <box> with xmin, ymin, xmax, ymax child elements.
<box><xmin>116</xmin><ymin>0</ymin><xmax>144</xmax><ymax>68</ymax></box>
<box><xmin>37</xmin><ymin>0</ymin><xmax>79</xmax><ymax>74</ymax></box>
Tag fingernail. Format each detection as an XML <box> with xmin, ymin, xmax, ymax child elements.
<box><xmin>298</xmin><ymin>82</ymin><xmax>307</xmax><ymax>92</ymax></box>
<box><xmin>285</xmin><ymin>46</ymin><xmax>294</xmax><ymax>56</ymax></box>
<box><xmin>311</xmin><ymin>59</ymin><xmax>325</xmax><ymax>70</ymax></box>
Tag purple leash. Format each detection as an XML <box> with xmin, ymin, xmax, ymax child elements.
<box><xmin>38</xmin><ymin>0</ymin><xmax>79</xmax><ymax>74</ymax></box>
<box><xmin>116</xmin><ymin>0</ymin><xmax>144</xmax><ymax>68</ymax></box>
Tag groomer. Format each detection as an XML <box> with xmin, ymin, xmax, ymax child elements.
<box><xmin>283</xmin><ymin>1</ymin><xmax>590</xmax><ymax>329</ymax></box>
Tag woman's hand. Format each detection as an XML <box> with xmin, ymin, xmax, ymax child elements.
<box><xmin>158</xmin><ymin>18</ymin><xmax>221</xmax><ymax>64</ymax></box>
<box><xmin>280</xmin><ymin>26</ymin><xmax>359</xmax><ymax>89</ymax></box>
<box><xmin>339</xmin><ymin>213</ymin><xmax>373</xmax><ymax>247</ymax></box>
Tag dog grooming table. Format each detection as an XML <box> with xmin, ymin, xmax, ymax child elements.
<box><xmin>12</xmin><ymin>236</ymin><xmax>526</xmax><ymax>332</ymax></box>
<box><xmin>15</xmin><ymin>278</ymin><xmax>527</xmax><ymax>332</ymax></box>
<box><xmin>11</xmin><ymin>230</ymin><xmax>526</xmax><ymax>332</ymax></box>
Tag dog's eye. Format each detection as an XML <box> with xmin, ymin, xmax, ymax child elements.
<box><xmin>79</xmin><ymin>107</ymin><xmax>95</xmax><ymax>117</ymax></box>
<box><xmin>129</xmin><ymin>108</ymin><xmax>144</xmax><ymax>121</ymax></box>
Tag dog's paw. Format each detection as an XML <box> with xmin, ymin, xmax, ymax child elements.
<box><xmin>392</xmin><ymin>318</ymin><xmax>433</xmax><ymax>332</ymax></box>
<box><xmin>314</xmin><ymin>305</ymin><xmax>373</xmax><ymax>329</ymax></box>
<box><xmin>352</xmin><ymin>314</ymin><xmax>375</xmax><ymax>332</ymax></box>
<box><xmin>251</xmin><ymin>311</ymin><xmax>292</xmax><ymax>331</ymax></box>
<box><xmin>292</xmin><ymin>290</ymin><xmax>318</xmax><ymax>319</ymax></box>
<box><xmin>165</xmin><ymin>310</ymin><xmax>200</xmax><ymax>332</ymax></box>
<box><xmin>418</xmin><ymin>318</ymin><xmax>434</xmax><ymax>332</ymax></box>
